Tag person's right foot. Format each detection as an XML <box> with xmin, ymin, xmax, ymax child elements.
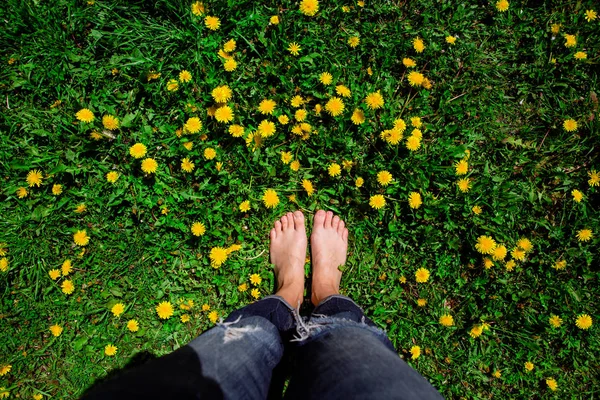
<box><xmin>310</xmin><ymin>210</ymin><xmax>348</xmax><ymax>306</ymax></box>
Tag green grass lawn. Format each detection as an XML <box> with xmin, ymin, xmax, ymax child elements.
<box><xmin>1</xmin><ymin>0</ymin><xmax>599</xmax><ymax>398</ymax></box>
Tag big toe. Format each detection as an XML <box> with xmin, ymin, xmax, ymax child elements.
<box><xmin>293</xmin><ymin>210</ymin><xmax>305</xmax><ymax>230</ymax></box>
<box><xmin>314</xmin><ymin>210</ymin><xmax>326</xmax><ymax>229</ymax></box>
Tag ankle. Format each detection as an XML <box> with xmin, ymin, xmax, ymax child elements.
<box><xmin>276</xmin><ymin>283</ymin><xmax>304</xmax><ymax>307</ymax></box>
<box><xmin>311</xmin><ymin>283</ymin><xmax>339</xmax><ymax>306</ymax></box>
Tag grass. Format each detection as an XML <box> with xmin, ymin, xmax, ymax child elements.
<box><xmin>1</xmin><ymin>0</ymin><xmax>599</xmax><ymax>398</ymax></box>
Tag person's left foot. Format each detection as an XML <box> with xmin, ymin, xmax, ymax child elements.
<box><xmin>269</xmin><ymin>211</ymin><xmax>307</xmax><ymax>307</ymax></box>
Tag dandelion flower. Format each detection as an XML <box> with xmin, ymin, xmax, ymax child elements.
<box><xmin>270</xmin><ymin>15</ymin><xmax>279</xmax><ymax>24</ymax></box>
<box><xmin>417</xmin><ymin>298</ymin><xmax>426</xmax><ymax>307</ymax></box>
<box><xmin>551</xmin><ymin>23</ymin><xmax>561</xmax><ymax>34</ymax></box>
<box><xmin>261</xmin><ymin>189</ymin><xmax>280</xmax><ymax>208</ymax></box>
<box><xmin>111</xmin><ymin>303</ymin><xmax>125</xmax><ymax>317</ymax></box>
<box><xmin>191</xmin><ymin>1</ymin><xmax>205</xmax><ymax>15</ymax></box>
<box><xmin>212</xmin><ymin>85</ymin><xmax>232</xmax><ymax>103</ymax></box>
<box><xmin>472</xmin><ymin>205</ymin><xmax>482</xmax><ymax>215</ymax></box>
<box><xmin>563</xmin><ymin>119</ymin><xmax>578</xmax><ymax>132</ymax></box>
<box><xmin>61</xmin><ymin>280</ymin><xmax>75</xmax><ymax>295</ymax></box>
<box><xmin>585</xmin><ymin>9</ymin><xmax>597</xmax><ymax>22</ymax></box>
<box><xmin>106</xmin><ymin>171</ymin><xmax>119</xmax><ymax>183</ymax></box>
<box><xmin>75</xmin><ymin>203</ymin><xmax>86</xmax><ymax>214</ymax></box>
<box><xmin>376</xmin><ymin>171</ymin><xmax>393</xmax><ymax>186</ymax></box>
<box><xmin>50</xmin><ymin>324</ymin><xmax>63</xmax><ymax>337</ymax></box>
<box><xmin>52</xmin><ymin>184</ymin><xmax>63</xmax><ymax>195</ymax></box>
<box><xmin>564</xmin><ymin>34</ymin><xmax>576</xmax><ymax>48</ymax></box>
<box><xmin>16</xmin><ymin>187</ymin><xmax>28</xmax><ymax>198</ymax></box>
<box><xmin>355</xmin><ymin>177</ymin><xmax>364</xmax><ymax>188</ymax></box>
<box><xmin>549</xmin><ymin>314</ymin><xmax>562</xmax><ymax>328</ymax></box>
<box><xmin>553</xmin><ymin>260</ymin><xmax>567</xmax><ymax>270</ymax></box>
<box><xmin>439</xmin><ymin>314</ymin><xmax>454</xmax><ymax>327</ymax></box>
<box><xmin>410</xmin><ymin>345</ymin><xmax>421</xmax><ymax>359</ymax></box>
<box><xmin>575</xmin><ymin>314</ymin><xmax>592</xmax><ymax>330</ymax></box>
<box><xmin>336</xmin><ymin>85</ymin><xmax>351</xmax><ymax>98</ymax></box>
<box><xmin>325</xmin><ymin>97</ymin><xmax>345</xmax><ymax>117</ymax></box>
<box><xmin>104</xmin><ymin>344</ymin><xmax>117</xmax><ymax>356</ymax></box>
<box><xmin>101</xmin><ymin>115</ymin><xmax>118</xmax><ymax>130</ymax></box>
<box><xmin>191</xmin><ymin>222</ymin><xmax>206</xmax><ymax>237</ymax></box>
<box><xmin>413</xmin><ymin>37</ymin><xmax>425</xmax><ymax>53</ymax></box>
<box><xmin>209</xmin><ymin>310</ymin><xmax>218</xmax><ymax>323</ymax></box>
<box><xmin>403</xmin><ymin>58</ymin><xmax>416</xmax><ymax>68</ymax></box>
<box><xmin>288</xmin><ymin>42</ymin><xmax>301</xmax><ymax>56</ymax></box>
<box><xmin>496</xmin><ymin>0</ymin><xmax>509</xmax><ymax>12</ymax></box>
<box><xmin>209</xmin><ymin>247</ymin><xmax>228</xmax><ymax>268</ymax></box>
<box><xmin>574</xmin><ymin>51</ymin><xmax>587</xmax><ymax>60</ymax></box>
<box><xmin>319</xmin><ymin>72</ymin><xmax>333</xmax><ymax>85</ymax></box>
<box><xmin>49</xmin><ymin>269</ymin><xmax>60</xmax><ymax>280</ymax></box>
<box><xmin>290</xmin><ymin>160</ymin><xmax>300</xmax><ymax>171</ymax></box>
<box><xmin>127</xmin><ymin>319</ymin><xmax>139</xmax><ymax>332</ymax></box>
<box><xmin>291</xmin><ymin>95</ymin><xmax>305</xmax><ymax>108</ymax></box>
<box><xmin>348</xmin><ymin>36</ymin><xmax>360</xmax><ymax>48</ymax></box>
<box><xmin>408</xmin><ymin>192</ymin><xmax>422</xmax><ymax>209</ymax></box>
<box><xmin>141</xmin><ymin>158</ymin><xmax>158</xmax><ymax>174</ymax></box>
<box><xmin>456</xmin><ymin>178</ymin><xmax>471</xmax><ymax>192</ymax></box>
<box><xmin>407</xmin><ymin>71</ymin><xmax>425</xmax><ymax>87</ymax></box>
<box><xmin>328</xmin><ymin>163</ymin><xmax>341</xmax><ymax>177</ymax></box>
<box><xmin>369</xmin><ymin>194</ymin><xmax>386</xmax><ymax>209</ymax></box>
<box><xmin>239</xmin><ymin>200</ymin><xmax>251</xmax><ymax>212</ymax></box>
<box><xmin>302</xmin><ymin>179</ymin><xmax>315</xmax><ymax>196</ymax></box>
<box><xmin>505</xmin><ymin>259</ymin><xmax>515</xmax><ymax>271</ymax></box>
<box><xmin>73</xmin><ymin>230</ymin><xmax>90</xmax><ymax>246</ymax></box>
<box><xmin>229</xmin><ymin>125</ymin><xmax>244</xmax><ymax>137</ymax></box>
<box><xmin>185</xmin><ymin>117</ymin><xmax>203</xmax><ymax>134</ymax></box>
<box><xmin>258</xmin><ymin>120</ymin><xmax>276</xmax><ymax>138</ymax></box>
<box><xmin>364</xmin><ymin>92</ymin><xmax>384</xmax><ymax>110</ymax></box>
<box><xmin>61</xmin><ymin>259</ymin><xmax>72</xmax><ymax>276</ymax></box>
<box><xmin>295</xmin><ymin>109</ymin><xmax>307</xmax><ymax>122</ymax></box>
<box><xmin>258</xmin><ymin>99</ymin><xmax>276</xmax><ymax>115</ymax></box>
<box><xmin>278</xmin><ymin>115</ymin><xmax>290</xmax><ymax>125</ymax></box>
<box><xmin>0</xmin><ymin>365</ymin><xmax>10</xmax><ymax>377</ymax></box>
<box><xmin>492</xmin><ymin>245</ymin><xmax>507</xmax><ymax>261</ymax></box>
<box><xmin>406</xmin><ymin>136</ymin><xmax>421</xmax><ymax>151</ymax></box>
<box><xmin>205</xmin><ymin>16</ymin><xmax>220</xmax><ymax>30</ymax></box>
<box><xmin>351</xmin><ymin>109</ymin><xmax>365</xmax><ymax>125</ymax></box>
<box><xmin>446</xmin><ymin>35</ymin><xmax>457</xmax><ymax>44</ymax></box>
<box><xmin>299</xmin><ymin>0</ymin><xmax>319</xmax><ymax>16</ymax></box>
<box><xmin>455</xmin><ymin>160</ymin><xmax>468</xmax><ymax>175</ymax></box>
<box><xmin>129</xmin><ymin>143</ymin><xmax>147</xmax><ymax>159</ymax></box>
<box><xmin>415</xmin><ymin>267</ymin><xmax>430</xmax><ymax>283</ymax></box>
<box><xmin>281</xmin><ymin>151</ymin><xmax>293</xmax><ymax>164</ymax></box>
<box><xmin>475</xmin><ymin>236</ymin><xmax>496</xmax><ymax>254</ymax></box>
<box><xmin>588</xmin><ymin>170</ymin><xmax>600</xmax><ymax>187</ymax></box>
<box><xmin>166</xmin><ymin>79</ymin><xmax>179</xmax><ymax>91</ymax></box>
<box><xmin>223</xmin><ymin>58</ymin><xmax>237</xmax><ymax>71</ymax></box>
<box><xmin>156</xmin><ymin>301</ymin><xmax>174</xmax><ymax>319</ymax></box>
<box><xmin>25</xmin><ymin>170</ymin><xmax>44</xmax><ymax>188</ymax></box>
<box><xmin>76</xmin><ymin>108</ymin><xmax>95</xmax><ymax>122</ymax></box>
<box><xmin>576</xmin><ymin>228</ymin><xmax>593</xmax><ymax>242</ymax></box>
<box><xmin>215</xmin><ymin>105</ymin><xmax>234</xmax><ymax>123</ymax></box>
<box><xmin>524</xmin><ymin>362</ymin><xmax>534</xmax><ymax>372</ymax></box>
<box><xmin>223</xmin><ymin>39</ymin><xmax>236</xmax><ymax>53</ymax></box>
<box><xmin>469</xmin><ymin>325</ymin><xmax>483</xmax><ymax>338</ymax></box>
<box><xmin>204</xmin><ymin>148</ymin><xmax>216</xmax><ymax>160</ymax></box>
<box><xmin>546</xmin><ymin>378</ymin><xmax>557</xmax><ymax>391</ymax></box>
<box><xmin>250</xmin><ymin>274</ymin><xmax>262</xmax><ymax>286</ymax></box>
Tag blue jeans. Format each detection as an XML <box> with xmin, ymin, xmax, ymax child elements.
<box><xmin>82</xmin><ymin>295</ymin><xmax>443</xmax><ymax>399</ymax></box>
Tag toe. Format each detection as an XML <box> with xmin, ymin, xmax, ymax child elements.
<box><xmin>332</xmin><ymin>215</ymin><xmax>340</xmax><ymax>230</ymax></box>
<box><xmin>275</xmin><ymin>220</ymin><xmax>282</xmax><ymax>232</ymax></box>
<box><xmin>338</xmin><ymin>220</ymin><xmax>345</xmax><ymax>235</ymax></box>
<box><xmin>270</xmin><ymin>228</ymin><xmax>277</xmax><ymax>240</ymax></box>
<box><xmin>314</xmin><ymin>210</ymin><xmax>326</xmax><ymax>228</ymax></box>
<box><xmin>281</xmin><ymin>214</ymin><xmax>289</xmax><ymax>230</ymax></box>
<box><xmin>325</xmin><ymin>211</ymin><xmax>334</xmax><ymax>228</ymax></box>
<box><xmin>342</xmin><ymin>228</ymin><xmax>349</xmax><ymax>242</ymax></box>
<box><xmin>293</xmin><ymin>210</ymin><xmax>305</xmax><ymax>230</ymax></box>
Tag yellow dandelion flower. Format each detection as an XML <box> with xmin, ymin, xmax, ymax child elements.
<box><xmin>524</xmin><ymin>361</ymin><xmax>534</xmax><ymax>372</ymax></box>
<box><xmin>456</xmin><ymin>178</ymin><xmax>471</xmax><ymax>192</ymax></box>
<box><xmin>564</xmin><ymin>34</ymin><xmax>576</xmax><ymax>48</ymax></box>
<box><xmin>75</xmin><ymin>203</ymin><xmax>86</xmax><ymax>214</ymax></box>
<box><xmin>475</xmin><ymin>236</ymin><xmax>496</xmax><ymax>254</ymax></box>
<box><xmin>281</xmin><ymin>151</ymin><xmax>293</xmax><ymax>165</ymax></box>
<box><xmin>576</xmin><ymin>228</ymin><xmax>593</xmax><ymax>242</ymax></box>
<box><xmin>439</xmin><ymin>314</ymin><xmax>454</xmax><ymax>327</ymax></box>
<box><xmin>111</xmin><ymin>303</ymin><xmax>125</xmax><ymax>317</ymax></box>
<box><xmin>185</xmin><ymin>117</ymin><xmax>203</xmax><ymax>134</ymax></box>
<box><xmin>26</xmin><ymin>169</ymin><xmax>43</xmax><ymax>188</ymax></box>
<box><xmin>278</xmin><ymin>115</ymin><xmax>290</xmax><ymax>125</ymax></box>
<box><xmin>563</xmin><ymin>119</ymin><xmax>578</xmax><ymax>132</ymax></box>
<box><xmin>364</xmin><ymin>91</ymin><xmax>384</xmax><ymax>110</ymax></box>
<box><xmin>302</xmin><ymin>179</ymin><xmax>315</xmax><ymax>196</ymax></box>
<box><xmin>328</xmin><ymin>163</ymin><xmax>341</xmax><ymax>177</ymax></box>
<box><xmin>239</xmin><ymin>200</ymin><xmax>251</xmax><ymax>212</ymax></box>
<box><xmin>413</xmin><ymin>37</ymin><xmax>425</xmax><ymax>53</ymax></box>
<box><xmin>270</xmin><ymin>15</ymin><xmax>279</xmax><ymax>24</ymax></box>
<box><xmin>211</xmin><ymin>85</ymin><xmax>232</xmax><ymax>103</ymax></box>
<box><xmin>258</xmin><ymin>120</ymin><xmax>276</xmax><ymax>138</ymax></box>
<box><xmin>325</xmin><ymin>97</ymin><xmax>345</xmax><ymax>117</ymax></box>
<box><xmin>355</xmin><ymin>177</ymin><xmax>364</xmax><ymax>188</ymax></box>
<box><xmin>299</xmin><ymin>0</ymin><xmax>319</xmax><ymax>16</ymax></box>
<box><xmin>166</xmin><ymin>79</ymin><xmax>179</xmax><ymax>91</ymax></box>
<box><xmin>209</xmin><ymin>247</ymin><xmax>228</xmax><ymax>268</ymax></box>
<box><xmin>205</xmin><ymin>16</ymin><xmax>220</xmax><ymax>30</ymax></box>
<box><xmin>351</xmin><ymin>109</ymin><xmax>365</xmax><ymax>125</ymax></box>
<box><xmin>469</xmin><ymin>325</ymin><xmax>483</xmax><ymax>338</ymax></box>
<box><xmin>125</xmin><ymin>319</ymin><xmax>139</xmax><ymax>332</ymax></box>
<box><xmin>546</xmin><ymin>378</ymin><xmax>557</xmax><ymax>391</ymax></box>
<box><xmin>129</xmin><ymin>143</ymin><xmax>147</xmax><ymax>158</ymax></box>
<box><xmin>104</xmin><ymin>344</ymin><xmax>117</xmax><ymax>356</ymax></box>
<box><xmin>407</xmin><ymin>71</ymin><xmax>425</xmax><ymax>87</ymax></box>
<box><xmin>511</xmin><ymin>247</ymin><xmax>526</xmax><ymax>261</ymax></box>
<box><xmin>406</xmin><ymin>135</ymin><xmax>421</xmax><ymax>151</ymax></box>
<box><xmin>549</xmin><ymin>314</ymin><xmax>562</xmax><ymax>328</ymax></box>
<box><xmin>179</xmin><ymin>70</ymin><xmax>192</xmax><ymax>83</ymax></box>
<box><xmin>223</xmin><ymin>39</ymin><xmax>236</xmax><ymax>52</ymax></box>
<box><xmin>73</xmin><ymin>230</ymin><xmax>90</xmax><ymax>246</ymax></box>
<box><xmin>505</xmin><ymin>259</ymin><xmax>515</xmax><ymax>271</ymax></box>
<box><xmin>141</xmin><ymin>158</ymin><xmax>158</xmax><ymax>174</ymax></box>
<box><xmin>588</xmin><ymin>170</ymin><xmax>600</xmax><ymax>187</ymax></box>
<box><xmin>258</xmin><ymin>99</ymin><xmax>276</xmax><ymax>115</ymax></box>
<box><xmin>61</xmin><ymin>279</ymin><xmax>75</xmax><ymax>295</ymax></box>
<box><xmin>16</xmin><ymin>187</ymin><xmax>28</xmax><ymax>198</ymax></box>
<box><xmin>262</xmin><ymin>189</ymin><xmax>279</xmax><ymax>208</ymax></box>
<box><xmin>415</xmin><ymin>267</ymin><xmax>430</xmax><ymax>283</ymax></box>
<box><xmin>574</xmin><ymin>51</ymin><xmax>587</xmax><ymax>60</ymax></box>
<box><xmin>215</xmin><ymin>105</ymin><xmax>234</xmax><ymax>123</ymax></box>
<box><xmin>180</xmin><ymin>157</ymin><xmax>195</xmax><ymax>173</ymax></box>
<box><xmin>106</xmin><ymin>171</ymin><xmax>119</xmax><ymax>183</ymax></box>
<box><xmin>295</xmin><ymin>109</ymin><xmax>307</xmax><ymax>122</ymax></box>
<box><xmin>61</xmin><ymin>259</ymin><xmax>72</xmax><ymax>276</ymax></box>
<box><xmin>102</xmin><ymin>115</ymin><xmax>119</xmax><ymax>130</ymax></box>
<box><xmin>0</xmin><ymin>365</ymin><xmax>11</xmax><ymax>376</ymax></box>
<box><xmin>446</xmin><ymin>35</ymin><xmax>457</xmax><ymax>44</ymax></box>
<box><xmin>191</xmin><ymin>222</ymin><xmax>206</xmax><ymax>237</ymax></box>
<box><xmin>290</xmin><ymin>160</ymin><xmax>300</xmax><ymax>171</ymax></box>
<box><xmin>207</xmin><ymin>310</ymin><xmax>218</xmax><ymax>323</ymax></box>
<box><xmin>553</xmin><ymin>259</ymin><xmax>567</xmax><ymax>270</ymax></box>
<box><xmin>223</xmin><ymin>58</ymin><xmax>237</xmax><ymax>71</ymax></box>
<box><xmin>408</xmin><ymin>192</ymin><xmax>422</xmax><ymax>209</ymax></box>
<box><xmin>472</xmin><ymin>205</ymin><xmax>482</xmax><ymax>214</ymax></box>
<box><xmin>376</xmin><ymin>171</ymin><xmax>392</xmax><ymax>186</ymax></box>
<box><xmin>51</xmin><ymin>183</ymin><xmax>63</xmax><ymax>195</ymax></box>
<box><xmin>191</xmin><ymin>1</ymin><xmax>205</xmax><ymax>16</ymax></box>
<box><xmin>410</xmin><ymin>345</ymin><xmax>421</xmax><ymax>359</ymax></box>
<box><xmin>156</xmin><ymin>301</ymin><xmax>174</xmax><ymax>319</ymax></box>
<box><xmin>585</xmin><ymin>9</ymin><xmax>597</xmax><ymax>22</ymax></box>
<box><xmin>369</xmin><ymin>194</ymin><xmax>386</xmax><ymax>209</ymax></box>
<box><xmin>492</xmin><ymin>245</ymin><xmax>507</xmax><ymax>261</ymax></box>
<box><xmin>516</xmin><ymin>238</ymin><xmax>533</xmax><ymax>252</ymax></box>
<box><xmin>496</xmin><ymin>0</ymin><xmax>509</xmax><ymax>12</ymax></box>
<box><xmin>319</xmin><ymin>72</ymin><xmax>333</xmax><ymax>85</ymax></box>
<box><xmin>48</xmin><ymin>269</ymin><xmax>60</xmax><ymax>280</ymax></box>
<box><xmin>575</xmin><ymin>314</ymin><xmax>592</xmax><ymax>330</ymax></box>
<box><xmin>288</xmin><ymin>42</ymin><xmax>301</xmax><ymax>56</ymax></box>
<box><xmin>50</xmin><ymin>324</ymin><xmax>63</xmax><ymax>337</ymax></box>
<box><xmin>455</xmin><ymin>160</ymin><xmax>468</xmax><ymax>175</ymax></box>
<box><xmin>76</xmin><ymin>108</ymin><xmax>95</xmax><ymax>123</ymax></box>
<box><xmin>417</xmin><ymin>298</ymin><xmax>427</xmax><ymax>307</ymax></box>
<box><xmin>348</xmin><ymin>36</ymin><xmax>360</xmax><ymax>48</ymax></box>
<box><xmin>204</xmin><ymin>147</ymin><xmax>216</xmax><ymax>160</ymax></box>
<box><xmin>403</xmin><ymin>58</ymin><xmax>416</xmax><ymax>68</ymax></box>
<box><xmin>249</xmin><ymin>274</ymin><xmax>262</xmax><ymax>286</ymax></box>
<box><xmin>551</xmin><ymin>23</ymin><xmax>561</xmax><ymax>34</ymax></box>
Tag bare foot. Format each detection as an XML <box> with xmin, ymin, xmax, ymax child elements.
<box><xmin>270</xmin><ymin>211</ymin><xmax>307</xmax><ymax>307</ymax></box>
<box><xmin>310</xmin><ymin>210</ymin><xmax>348</xmax><ymax>306</ymax></box>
